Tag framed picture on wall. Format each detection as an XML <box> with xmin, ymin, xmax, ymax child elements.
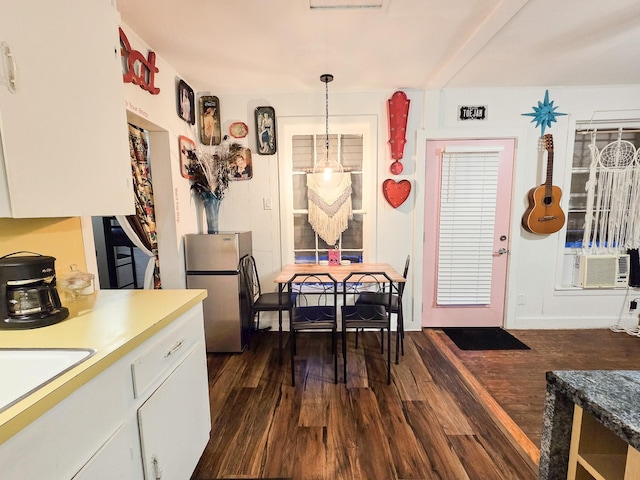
<box><xmin>177</xmin><ymin>79</ymin><xmax>195</xmax><ymax>124</ymax></box>
<box><xmin>229</xmin><ymin>144</ymin><xmax>253</xmax><ymax>181</ymax></box>
<box><xmin>255</xmin><ymin>106</ymin><xmax>276</xmax><ymax>155</ymax></box>
<box><xmin>179</xmin><ymin>135</ymin><xmax>196</xmax><ymax>179</ymax></box>
<box><xmin>199</xmin><ymin>95</ymin><xmax>221</xmax><ymax>145</ymax></box>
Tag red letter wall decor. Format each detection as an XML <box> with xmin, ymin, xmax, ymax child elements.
<box><xmin>119</xmin><ymin>28</ymin><xmax>160</xmax><ymax>95</ymax></box>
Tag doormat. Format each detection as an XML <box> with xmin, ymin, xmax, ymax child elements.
<box><xmin>442</xmin><ymin>327</ymin><xmax>530</xmax><ymax>351</ymax></box>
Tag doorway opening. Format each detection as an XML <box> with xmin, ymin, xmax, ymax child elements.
<box><xmin>91</xmin><ymin>117</ymin><xmax>162</xmax><ymax>290</ymax></box>
<box><xmin>92</xmin><ymin>216</ymin><xmax>147</xmax><ymax>289</ymax></box>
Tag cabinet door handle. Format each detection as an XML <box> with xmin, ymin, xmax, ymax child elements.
<box><xmin>1</xmin><ymin>42</ymin><xmax>17</xmax><ymax>93</ymax></box>
<box><xmin>151</xmin><ymin>455</ymin><xmax>163</xmax><ymax>479</ymax></box>
<box><xmin>164</xmin><ymin>338</ymin><xmax>185</xmax><ymax>357</ymax></box>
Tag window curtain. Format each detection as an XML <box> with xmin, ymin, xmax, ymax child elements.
<box><xmin>118</xmin><ymin>124</ymin><xmax>161</xmax><ymax>289</ymax></box>
<box><xmin>583</xmin><ymin>130</ymin><xmax>640</xmax><ymax>253</ymax></box>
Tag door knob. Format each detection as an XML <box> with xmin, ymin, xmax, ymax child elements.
<box><xmin>494</xmin><ymin>248</ymin><xmax>510</xmax><ymax>255</ymax></box>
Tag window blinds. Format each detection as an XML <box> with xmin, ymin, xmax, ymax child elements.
<box><xmin>436</xmin><ymin>150</ymin><xmax>500</xmax><ymax>306</ymax></box>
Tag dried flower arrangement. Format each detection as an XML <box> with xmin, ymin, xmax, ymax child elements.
<box><xmin>184</xmin><ymin>145</ymin><xmax>231</xmax><ymax>199</ymax></box>
<box><xmin>184</xmin><ymin>137</ymin><xmax>244</xmax><ymax>233</ymax></box>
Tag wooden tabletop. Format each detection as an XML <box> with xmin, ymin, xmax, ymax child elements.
<box><xmin>274</xmin><ymin>262</ymin><xmax>406</xmax><ymax>284</ymax></box>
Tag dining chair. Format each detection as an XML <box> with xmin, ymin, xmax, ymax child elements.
<box><xmin>241</xmin><ymin>255</ymin><xmax>296</xmax><ymax>362</ymax></box>
<box><xmin>287</xmin><ymin>272</ymin><xmax>338</xmax><ymax>386</ymax></box>
<box><xmin>342</xmin><ymin>271</ymin><xmax>394</xmax><ymax>385</ymax></box>
<box><xmin>355</xmin><ymin>255</ymin><xmax>410</xmax><ymax>363</ymax></box>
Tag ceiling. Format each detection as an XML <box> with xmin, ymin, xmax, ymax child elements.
<box><xmin>117</xmin><ymin>0</ymin><xmax>640</xmax><ymax>95</ymax></box>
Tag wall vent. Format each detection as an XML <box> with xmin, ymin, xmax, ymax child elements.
<box><xmin>309</xmin><ymin>0</ymin><xmax>384</xmax><ymax>10</ymax></box>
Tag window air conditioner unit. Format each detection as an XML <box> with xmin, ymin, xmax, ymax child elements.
<box><xmin>573</xmin><ymin>254</ymin><xmax>630</xmax><ymax>289</ymax></box>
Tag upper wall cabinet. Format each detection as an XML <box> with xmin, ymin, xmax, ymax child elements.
<box><xmin>0</xmin><ymin>0</ymin><xmax>133</xmax><ymax>218</ymax></box>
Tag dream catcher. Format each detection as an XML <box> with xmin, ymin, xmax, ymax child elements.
<box><xmin>583</xmin><ymin>129</ymin><xmax>640</xmax><ymax>252</ymax></box>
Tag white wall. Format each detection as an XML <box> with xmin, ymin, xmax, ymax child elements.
<box><xmin>118</xmin><ymin>23</ymin><xmax>640</xmax><ymax>331</ymax></box>
<box><xmin>116</xmin><ymin>24</ymin><xmax>422</xmax><ymax>327</ymax></box>
<box><xmin>418</xmin><ymin>86</ymin><xmax>640</xmax><ymax>330</ymax></box>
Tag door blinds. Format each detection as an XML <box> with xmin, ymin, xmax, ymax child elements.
<box><xmin>437</xmin><ymin>149</ymin><xmax>500</xmax><ymax>306</ymax></box>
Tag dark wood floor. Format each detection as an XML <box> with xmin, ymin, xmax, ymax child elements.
<box><xmin>431</xmin><ymin>327</ymin><xmax>640</xmax><ymax>464</ymax></box>
<box><xmin>191</xmin><ymin>330</ymin><xmax>538</xmax><ymax>480</ymax></box>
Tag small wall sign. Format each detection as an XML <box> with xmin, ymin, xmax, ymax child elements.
<box><xmin>458</xmin><ymin>105</ymin><xmax>487</xmax><ymax>121</ymax></box>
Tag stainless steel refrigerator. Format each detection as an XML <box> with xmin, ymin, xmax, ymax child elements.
<box><xmin>184</xmin><ymin>232</ymin><xmax>252</xmax><ymax>352</ymax></box>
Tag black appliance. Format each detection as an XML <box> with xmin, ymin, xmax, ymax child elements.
<box><xmin>0</xmin><ymin>252</ymin><xmax>69</xmax><ymax>329</ymax></box>
<box><xmin>628</xmin><ymin>249</ymin><xmax>640</xmax><ymax>288</ymax></box>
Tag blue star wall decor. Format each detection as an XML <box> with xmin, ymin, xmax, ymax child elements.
<box><xmin>521</xmin><ymin>89</ymin><xmax>567</xmax><ymax>135</ymax></box>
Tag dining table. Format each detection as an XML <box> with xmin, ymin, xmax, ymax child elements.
<box><xmin>272</xmin><ymin>262</ymin><xmax>406</xmax><ymax>362</ymax></box>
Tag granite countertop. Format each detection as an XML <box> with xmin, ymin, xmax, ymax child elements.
<box><xmin>546</xmin><ymin>370</ymin><xmax>640</xmax><ymax>450</ymax></box>
<box><xmin>0</xmin><ymin>288</ymin><xmax>207</xmax><ymax>445</ymax></box>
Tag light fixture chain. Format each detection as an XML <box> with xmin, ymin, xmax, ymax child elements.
<box><xmin>325</xmin><ymin>77</ymin><xmax>329</xmax><ymax>161</ymax></box>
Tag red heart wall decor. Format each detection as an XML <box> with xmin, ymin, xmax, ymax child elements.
<box><xmin>382</xmin><ymin>179</ymin><xmax>411</xmax><ymax>208</ymax></box>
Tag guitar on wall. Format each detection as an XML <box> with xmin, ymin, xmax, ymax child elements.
<box><xmin>522</xmin><ymin>133</ymin><xmax>566</xmax><ymax>234</ymax></box>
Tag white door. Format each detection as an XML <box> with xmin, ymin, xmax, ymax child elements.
<box><xmin>422</xmin><ymin>139</ymin><xmax>515</xmax><ymax>327</ymax></box>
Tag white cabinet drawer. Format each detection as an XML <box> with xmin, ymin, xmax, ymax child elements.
<box><xmin>131</xmin><ymin>308</ymin><xmax>204</xmax><ymax>398</ymax></box>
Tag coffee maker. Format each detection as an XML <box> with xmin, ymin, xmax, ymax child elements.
<box><xmin>0</xmin><ymin>252</ymin><xmax>69</xmax><ymax>329</ymax></box>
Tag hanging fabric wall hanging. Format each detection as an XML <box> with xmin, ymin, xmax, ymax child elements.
<box><xmin>124</xmin><ymin>124</ymin><xmax>161</xmax><ymax>289</ymax></box>
<box><xmin>307</xmin><ymin>74</ymin><xmax>353</xmax><ymax>245</ymax></box>
<box><xmin>307</xmin><ymin>173</ymin><xmax>352</xmax><ymax>245</ymax></box>
<box><xmin>583</xmin><ymin>130</ymin><xmax>640</xmax><ymax>252</ymax></box>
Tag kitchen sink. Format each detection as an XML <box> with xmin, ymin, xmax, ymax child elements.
<box><xmin>0</xmin><ymin>348</ymin><xmax>96</xmax><ymax>414</ymax></box>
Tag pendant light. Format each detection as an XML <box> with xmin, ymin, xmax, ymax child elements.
<box><xmin>314</xmin><ymin>73</ymin><xmax>343</xmax><ymax>181</ymax></box>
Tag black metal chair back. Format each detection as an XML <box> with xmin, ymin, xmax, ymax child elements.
<box><xmin>287</xmin><ymin>272</ymin><xmax>338</xmax><ymax>386</ymax></box>
<box><xmin>342</xmin><ymin>271</ymin><xmax>394</xmax><ymax>384</ymax></box>
<box><xmin>240</xmin><ymin>255</ymin><xmax>295</xmax><ymax>361</ymax></box>
<box><xmin>355</xmin><ymin>255</ymin><xmax>410</xmax><ymax>363</ymax></box>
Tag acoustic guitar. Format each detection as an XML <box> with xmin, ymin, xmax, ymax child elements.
<box><xmin>522</xmin><ymin>134</ymin><xmax>566</xmax><ymax>234</ymax></box>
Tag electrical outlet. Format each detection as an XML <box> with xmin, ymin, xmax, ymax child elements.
<box><xmin>517</xmin><ymin>294</ymin><xmax>525</xmax><ymax>305</ymax></box>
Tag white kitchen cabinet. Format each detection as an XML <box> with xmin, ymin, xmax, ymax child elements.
<box><xmin>72</xmin><ymin>420</ymin><xmax>143</xmax><ymax>480</ymax></box>
<box><xmin>0</xmin><ymin>0</ymin><xmax>133</xmax><ymax>218</ymax></box>
<box><xmin>138</xmin><ymin>345</ymin><xmax>211</xmax><ymax>480</ymax></box>
<box><xmin>0</xmin><ymin>304</ymin><xmax>211</xmax><ymax>480</ymax></box>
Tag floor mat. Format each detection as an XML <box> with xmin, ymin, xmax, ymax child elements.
<box><xmin>442</xmin><ymin>327</ymin><xmax>530</xmax><ymax>350</ymax></box>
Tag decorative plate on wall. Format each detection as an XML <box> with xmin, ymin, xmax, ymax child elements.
<box><xmin>229</xmin><ymin>122</ymin><xmax>248</xmax><ymax>138</ymax></box>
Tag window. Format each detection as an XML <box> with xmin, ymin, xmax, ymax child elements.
<box><xmin>291</xmin><ymin>133</ymin><xmax>364</xmax><ymax>264</ymax></box>
<box><xmin>566</xmin><ymin>127</ymin><xmax>640</xmax><ymax>249</ymax></box>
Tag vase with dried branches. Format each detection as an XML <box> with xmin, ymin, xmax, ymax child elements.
<box><xmin>185</xmin><ymin>141</ymin><xmax>236</xmax><ymax>234</ymax></box>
